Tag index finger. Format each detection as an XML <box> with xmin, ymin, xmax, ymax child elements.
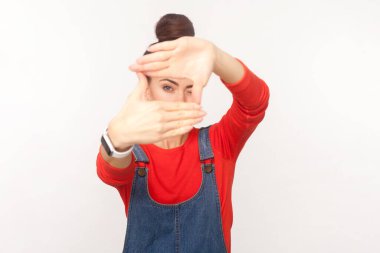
<box><xmin>147</xmin><ymin>39</ymin><xmax>177</xmax><ymax>52</ymax></box>
<box><xmin>156</xmin><ymin>100</ymin><xmax>201</xmax><ymax>111</ymax></box>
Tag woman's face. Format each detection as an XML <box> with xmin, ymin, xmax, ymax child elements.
<box><xmin>147</xmin><ymin>76</ymin><xmax>194</xmax><ymax>102</ymax></box>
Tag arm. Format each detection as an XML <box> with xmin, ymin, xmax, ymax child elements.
<box><xmin>100</xmin><ymin>127</ymin><xmax>134</xmax><ymax>169</ymax></box>
<box><xmin>96</xmin><ymin>120</ymin><xmax>138</xmax><ymax>187</ymax></box>
<box><xmin>100</xmin><ymin>144</ymin><xmax>133</xmax><ymax>169</ymax></box>
<box><xmin>96</xmin><ymin>128</ymin><xmax>136</xmax><ymax>187</ymax></box>
<box><xmin>96</xmin><ymin>144</ymin><xmax>135</xmax><ymax>187</ymax></box>
<box><xmin>211</xmin><ymin>47</ymin><xmax>270</xmax><ymax>160</ymax></box>
<box><xmin>213</xmin><ymin>47</ymin><xmax>245</xmax><ymax>84</ymax></box>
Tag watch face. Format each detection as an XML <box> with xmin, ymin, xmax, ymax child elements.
<box><xmin>101</xmin><ymin>135</ymin><xmax>112</xmax><ymax>156</ymax></box>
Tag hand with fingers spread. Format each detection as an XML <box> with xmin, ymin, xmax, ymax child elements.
<box><xmin>128</xmin><ymin>36</ymin><xmax>217</xmax><ymax>105</ymax></box>
<box><xmin>107</xmin><ymin>72</ymin><xmax>207</xmax><ymax>150</ymax></box>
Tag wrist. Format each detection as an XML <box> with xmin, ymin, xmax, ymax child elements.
<box><xmin>213</xmin><ymin>45</ymin><xmax>224</xmax><ymax>77</ymax></box>
<box><xmin>114</xmin><ymin>145</ymin><xmax>133</xmax><ymax>152</ymax></box>
<box><xmin>107</xmin><ymin>125</ymin><xmax>134</xmax><ymax>151</ymax></box>
<box><xmin>213</xmin><ymin>49</ymin><xmax>245</xmax><ymax>84</ymax></box>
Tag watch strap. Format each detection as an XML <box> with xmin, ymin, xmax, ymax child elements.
<box><xmin>101</xmin><ymin>127</ymin><xmax>134</xmax><ymax>158</ymax></box>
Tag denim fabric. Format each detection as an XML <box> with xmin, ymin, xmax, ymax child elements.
<box><xmin>122</xmin><ymin>125</ymin><xmax>227</xmax><ymax>253</ymax></box>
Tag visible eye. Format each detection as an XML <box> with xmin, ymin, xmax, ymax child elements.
<box><xmin>162</xmin><ymin>85</ymin><xmax>174</xmax><ymax>92</ymax></box>
<box><xmin>186</xmin><ymin>89</ymin><xmax>192</xmax><ymax>95</ymax></box>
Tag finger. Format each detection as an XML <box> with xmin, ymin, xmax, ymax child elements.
<box><xmin>136</xmin><ymin>72</ymin><xmax>149</xmax><ymax>100</ymax></box>
<box><xmin>147</xmin><ymin>39</ymin><xmax>177</xmax><ymax>52</ymax></box>
<box><xmin>160</xmin><ymin>117</ymin><xmax>203</xmax><ymax>136</ymax></box>
<box><xmin>136</xmin><ymin>51</ymin><xmax>172</xmax><ymax>65</ymax></box>
<box><xmin>190</xmin><ymin>83</ymin><xmax>204</xmax><ymax>105</ymax></box>
<box><xmin>155</xmin><ymin>100</ymin><xmax>202</xmax><ymax>111</ymax></box>
<box><xmin>129</xmin><ymin>61</ymin><xmax>169</xmax><ymax>73</ymax></box>
<box><xmin>161</xmin><ymin>125</ymin><xmax>194</xmax><ymax>139</ymax></box>
<box><xmin>141</xmin><ymin>67</ymin><xmax>175</xmax><ymax>78</ymax></box>
<box><xmin>161</xmin><ymin>109</ymin><xmax>206</xmax><ymax>122</ymax></box>
<box><xmin>127</xmin><ymin>72</ymin><xmax>148</xmax><ymax>101</ymax></box>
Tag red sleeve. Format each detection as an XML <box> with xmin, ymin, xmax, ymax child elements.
<box><xmin>96</xmin><ymin>145</ymin><xmax>135</xmax><ymax>187</ymax></box>
<box><xmin>211</xmin><ymin>57</ymin><xmax>270</xmax><ymax>160</ymax></box>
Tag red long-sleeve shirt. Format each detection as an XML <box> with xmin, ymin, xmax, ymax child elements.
<box><xmin>96</xmin><ymin>57</ymin><xmax>270</xmax><ymax>253</ymax></box>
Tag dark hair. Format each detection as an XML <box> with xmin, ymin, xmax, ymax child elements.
<box><xmin>143</xmin><ymin>13</ymin><xmax>195</xmax><ymax>83</ymax></box>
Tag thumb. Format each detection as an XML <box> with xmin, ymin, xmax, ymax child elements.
<box><xmin>129</xmin><ymin>72</ymin><xmax>149</xmax><ymax>101</ymax></box>
<box><xmin>191</xmin><ymin>81</ymin><xmax>204</xmax><ymax>105</ymax></box>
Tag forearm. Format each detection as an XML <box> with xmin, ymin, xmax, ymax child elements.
<box><xmin>212</xmin><ymin>46</ymin><xmax>269</xmax><ymax>111</ymax></box>
<box><xmin>99</xmin><ymin>121</ymin><xmax>136</xmax><ymax>169</ymax></box>
<box><xmin>210</xmin><ymin>49</ymin><xmax>270</xmax><ymax>160</ymax></box>
<box><xmin>97</xmin><ymin>144</ymin><xmax>135</xmax><ymax>187</ymax></box>
<box><xmin>213</xmin><ymin>46</ymin><xmax>245</xmax><ymax>84</ymax></box>
<box><xmin>100</xmin><ymin>144</ymin><xmax>133</xmax><ymax>169</ymax></box>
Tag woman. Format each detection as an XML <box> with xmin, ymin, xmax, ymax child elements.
<box><xmin>97</xmin><ymin>13</ymin><xmax>270</xmax><ymax>253</ymax></box>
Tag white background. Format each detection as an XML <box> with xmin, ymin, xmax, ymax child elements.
<box><xmin>1</xmin><ymin>0</ymin><xmax>379</xmax><ymax>252</ymax></box>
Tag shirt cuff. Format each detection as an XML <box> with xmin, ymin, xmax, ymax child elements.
<box><xmin>97</xmin><ymin>145</ymin><xmax>134</xmax><ymax>177</ymax></box>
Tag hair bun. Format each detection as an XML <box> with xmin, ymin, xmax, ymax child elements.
<box><xmin>155</xmin><ymin>13</ymin><xmax>195</xmax><ymax>42</ymax></box>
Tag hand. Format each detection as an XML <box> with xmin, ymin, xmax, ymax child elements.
<box><xmin>128</xmin><ymin>36</ymin><xmax>217</xmax><ymax>105</ymax></box>
<box><xmin>107</xmin><ymin>72</ymin><xmax>207</xmax><ymax>149</ymax></box>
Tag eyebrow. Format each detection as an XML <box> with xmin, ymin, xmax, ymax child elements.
<box><xmin>160</xmin><ymin>79</ymin><xmax>193</xmax><ymax>88</ymax></box>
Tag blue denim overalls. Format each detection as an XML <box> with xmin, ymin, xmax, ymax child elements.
<box><xmin>122</xmin><ymin>125</ymin><xmax>228</xmax><ymax>253</ymax></box>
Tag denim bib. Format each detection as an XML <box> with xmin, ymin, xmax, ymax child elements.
<box><xmin>122</xmin><ymin>125</ymin><xmax>227</xmax><ymax>253</ymax></box>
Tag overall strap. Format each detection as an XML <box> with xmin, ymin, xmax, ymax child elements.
<box><xmin>132</xmin><ymin>125</ymin><xmax>214</xmax><ymax>164</ymax></box>
<box><xmin>198</xmin><ymin>125</ymin><xmax>214</xmax><ymax>162</ymax></box>
<box><xmin>131</xmin><ymin>144</ymin><xmax>149</xmax><ymax>163</ymax></box>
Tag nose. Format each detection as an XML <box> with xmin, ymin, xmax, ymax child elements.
<box><xmin>176</xmin><ymin>90</ymin><xmax>188</xmax><ymax>103</ymax></box>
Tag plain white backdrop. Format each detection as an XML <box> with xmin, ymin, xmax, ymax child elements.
<box><xmin>1</xmin><ymin>0</ymin><xmax>379</xmax><ymax>252</ymax></box>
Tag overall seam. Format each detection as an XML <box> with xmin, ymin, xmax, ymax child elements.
<box><xmin>142</xmin><ymin>166</ymin><xmax>207</xmax><ymax>209</ymax></box>
<box><xmin>210</xmin><ymin>164</ymin><xmax>228</xmax><ymax>253</ymax></box>
<box><xmin>122</xmin><ymin>168</ymin><xmax>139</xmax><ymax>252</ymax></box>
<box><xmin>175</xmin><ymin>206</ymin><xmax>180</xmax><ymax>253</ymax></box>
